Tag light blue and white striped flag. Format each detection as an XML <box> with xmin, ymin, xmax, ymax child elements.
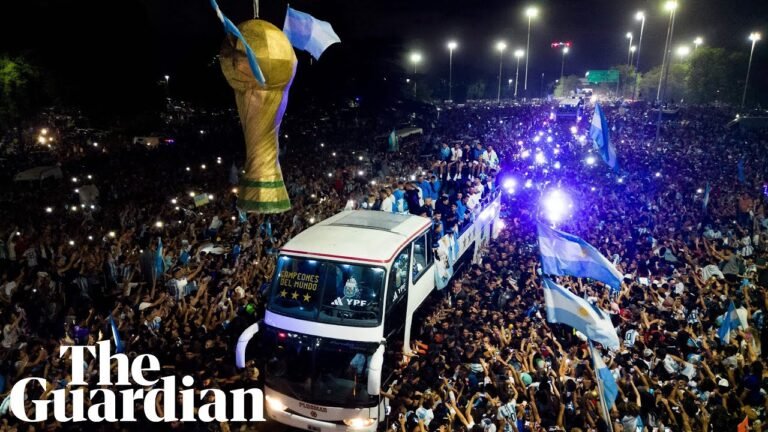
<box><xmin>210</xmin><ymin>0</ymin><xmax>265</xmax><ymax>85</ymax></box>
<box><xmin>283</xmin><ymin>7</ymin><xmax>341</xmax><ymax>60</ymax></box>
<box><xmin>108</xmin><ymin>315</ymin><xmax>125</xmax><ymax>353</ymax></box>
<box><xmin>590</xmin><ymin>342</ymin><xmax>619</xmax><ymax>411</ymax></box>
<box><xmin>155</xmin><ymin>237</ymin><xmax>164</xmax><ymax>276</ymax></box>
<box><xmin>589</xmin><ymin>104</ymin><xmax>617</xmax><ymax>171</ymax></box>
<box><xmin>718</xmin><ymin>301</ymin><xmax>747</xmax><ymax>343</ymax></box>
<box><xmin>702</xmin><ymin>182</ymin><xmax>711</xmax><ymax>210</ymax></box>
<box><xmin>542</xmin><ymin>277</ymin><xmax>620</xmax><ymax>350</ymax></box>
<box><xmin>537</xmin><ymin>221</ymin><xmax>623</xmax><ymax>290</ymax></box>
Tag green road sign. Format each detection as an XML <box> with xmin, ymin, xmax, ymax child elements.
<box><xmin>586</xmin><ymin>70</ymin><xmax>620</xmax><ymax>84</ymax></box>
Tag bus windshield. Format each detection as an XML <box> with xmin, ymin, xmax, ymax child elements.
<box><xmin>268</xmin><ymin>255</ymin><xmax>385</xmax><ymax>327</ymax></box>
<box><xmin>263</xmin><ymin>325</ymin><xmax>379</xmax><ymax>408</ymax></box>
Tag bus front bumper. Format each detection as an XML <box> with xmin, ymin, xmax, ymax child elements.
<box><xmin>267</xmin><ymin>406</ymin><xmax>378</xmax><ymax>432</ymax></box>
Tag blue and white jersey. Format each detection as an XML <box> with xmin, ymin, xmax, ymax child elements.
<box><xmin>439</xmin><ymin>145</ymin><xmax>452</xmax><ymax>161</ymax></box>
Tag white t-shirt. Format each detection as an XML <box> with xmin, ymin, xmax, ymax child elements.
<box><xmin>451</xmin><ymin>148</ymin><xmax>463</xmax><ymax>161</ymax></box>
<box><xmin>3</xmin><ymin>281</ymin><xmax>16</xmax><ymax>297</ymax></box>
<box><xmin>380</xmin><ymin>195</ymin><xmax>395</xmax><ymax>213</ymax></box>
<box><xmin>170</xmin><ymin>277</ymin><xmax>188</xmax><ymax>299</ymax></box>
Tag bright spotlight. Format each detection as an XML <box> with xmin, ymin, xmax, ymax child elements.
<box><xmin>664</xmin><ymin>1</ymin><xmax>678</xmax><ymax>12</ymax></box>
<box><xmin>554</xmin><ymin>161</ymin><xmax>561</xmax><ymax>169</ymax></box>
<box><xmin>585</xmin><ymin>155</ymin><xmax>596</xmax><ymax>165</ymax></box>
<box><xmin>534</xmin><ymin>152</ymin><xmax>546</xmax><ymax>164</ymax></box>
<box><xmin>570</xmin><ymin>126</ymin><xmax>578</xmax><ymax>134</ymax></box>
<box><xmin>502</xmin><ymin>178</ymin><xmax>517</xmax><ymax>189</ymax></box>
<box><xmin>521</xmin><ymin>149</ymin><xmax>531</xmax><ymax>158</ymax></box>
<box><xmin>542</xmin><ymin>189</ymin><xmax>573</xmax><ymax>223</ymax></box>
<box><xmin>524</xmin><ymin>179</ymin><xmax>533</xmax><ymax>188</ymax></box>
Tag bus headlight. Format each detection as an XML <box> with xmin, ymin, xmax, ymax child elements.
<box><xmin>343</xmin><ymin>417</ymin><xmax>375</xmax><ymax>429</ymax></box>
<box><xmin>265</xmin><ymin>395</ymin><xmax>286</xmax><ymax>412</ymax></box>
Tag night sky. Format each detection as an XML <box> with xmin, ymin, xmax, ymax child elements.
<box><xmin>1</xmin><ymin>0</ymin><xmax>766</xmax><ymax>113</ymax></box>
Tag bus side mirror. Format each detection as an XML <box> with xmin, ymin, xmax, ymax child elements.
<box><xmin>235</xmin><ymin>321</ymin><xmax>261</xmax><ymax>369</ymax></box>
<box><xmin>367</xmin><ymin>344</ymin><xmax>385</xmax><ymax>396</ymax></box>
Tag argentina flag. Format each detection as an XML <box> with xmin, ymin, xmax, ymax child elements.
<box><xmin>542</xmin><ymin>277</ymin><xmax>620</xmax><ymax>349</ymax></box>
<box><xmin>283</xmin><ymin>7</ymin><xmax>341</xmax><ymax>60</ymax></box>
<box><xmin>537</xmin><ymin>221</ymin><xmax>623</xmax><ymax>290</ymax></box>
<box><xmin>209</xmin><ymin>0</ymin><xmax>265</xmax><ymax>85</ymax></box>
<box><xmin>589</xmin><ymin>104</ymin><xmax>617</xmax><ymax>171</ymax></box>
<box><xmin>718</xmin><ymin>301</ymin><xmax>747</xmax><ymax>343</ymax></box>
<box><xmin>589</xmin><ymin>342</ymin><xmax>619</xmax><ymax>410</ymax></box>
<box><xmin>108</xmin><ymin>315</ymin><xmax>125</xmax><ymax>353</ymax></box>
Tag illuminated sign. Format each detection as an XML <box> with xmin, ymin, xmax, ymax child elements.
<box><xmin>585</xmin><ymin>70</ymin><xmax>620</xmax><ymax>84</ymax></box>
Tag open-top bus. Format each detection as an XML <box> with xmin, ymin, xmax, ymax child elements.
<box><xmin>236</xmin><ymin>195</ymin><xmax>501</xmax><ymax>431</ymax></box>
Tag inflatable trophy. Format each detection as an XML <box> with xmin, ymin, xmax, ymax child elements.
<box><xmin>219</xmin><ymin>20</ymin><xmax>296</xmax><ymax>213</ymax></box>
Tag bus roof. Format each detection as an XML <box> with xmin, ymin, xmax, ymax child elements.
<box><xmin>280</xmin><ymin>211</ymin><xmax>432</xmax><ymax>264</ymax></box>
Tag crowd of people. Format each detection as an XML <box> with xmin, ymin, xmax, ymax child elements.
<box><xmin>0</xmin><ymin>97</ymin><xmax>766</xmax><ymax>432</ymax></box>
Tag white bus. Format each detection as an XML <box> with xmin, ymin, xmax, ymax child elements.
<box><xmin>237</xmin><ymin>195</ymin><xmax>501</xmax><ymax>431</ymax></box>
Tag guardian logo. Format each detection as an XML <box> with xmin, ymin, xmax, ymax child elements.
<box><xmin>9</xmin><ymin>341</ymin><xmax>266</xmax><ymax>423</ymax></box>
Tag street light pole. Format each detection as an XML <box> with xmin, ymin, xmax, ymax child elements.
<box><xmin>447</xmin><ymin>41</ymin><xmax>457</xmax><ymax>101</ymax></box>
<box><xmin>693</xmin><ymin>36</ymin><xmax>703</xmax><ymax>55</ymax></box>
<box><xmin>741</xmin><ymin>32</ymin><xmax>761</xmax><ymax>108</ymax></box>
<box><xmin>524</xmin><ymin>6</ymin><xmax>538</xmax><ymax>94</ymax></box>
<box><xmin>656</xmin><ymin>1</ymin><xmax>678</xmax><ymax>102</ymax></box>
<box><xmin>410</xmin><ymin>52</ymin><xmax>422</xmax><ymax>97</ymax></box>
<box><xmin>626</xmin><ymin>32</ymin><xmax>633</xmax><ymax>66</ymax></box>
<box><xmin>514</xmin><ymin>49</ymin><xmax>524</xmax><ymax>98</ymax></box>
<box><xmin>560</xmin><ymin>47</ymin><xmax>569</xmax><ymax>81</ymax></box>
<box><xmin>656</xmin><ymin>1</ymin><xmax>678</xmax><ymax>144</ymax></box>
<box><xmin>496</xmin><ymin>41</ymin><xmax>507</xmax><ymax>102</ymax></box>
<box><xmin>633</xmin><ymin>11</ymin><xmax>646</xmax><ymax>99</ymax></box>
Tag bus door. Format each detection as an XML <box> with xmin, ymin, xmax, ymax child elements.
<box><xmin>382</xmin><ymin>248</ymin><xmax>410</xmax><ymax>388</ymax></box>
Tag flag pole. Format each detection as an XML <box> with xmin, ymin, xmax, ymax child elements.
<box><xmin>253</xmin><ymin>0</ymin><xmax>259</xmax><ymax>18</ymax></box>
<box><xmin>589</xmin><ymin>341</ymin><xmax>614</xmax><ymax>432</ymax></box>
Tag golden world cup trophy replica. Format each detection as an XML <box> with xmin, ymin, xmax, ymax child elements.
<box><xmin>219</xmin><ymin>19</ymin><xmax>296</xmax><ymax>213</ymax></box>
